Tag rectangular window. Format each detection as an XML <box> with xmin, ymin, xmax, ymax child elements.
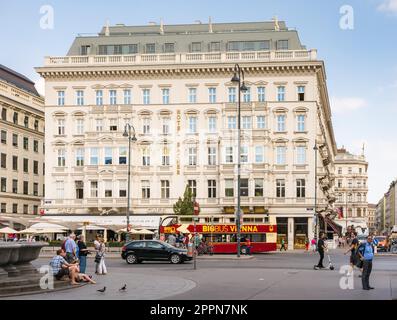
<box><xmin>0</xmin><ymin>153</ymin><xmax>6</xmax><ymax>168</ymax></box>
<box><xmin>191</xmin><ymin>42</ymin><xmax>201</xmax><ymax>52</ymax></box>
<box><xmin>56</xmin><ymin>181</ymin><xmax>64</xmax><ymax>199</ymax></box>
<box><xmin>1</xmin><ymin>178</ymin><xmax>6</xmax><ymax>192</ymax></box>
<box><xmin>277</xmin><ymin>86</ymin><xmax>285</xmax><ymax>102</ymax></box>
<box><xmin>297</xmin><ymin>115</ymin><xmax>305</xmax><ymax>132</ymax></box>
<box><xmin>142</xmin><ymin>180</ymin><xmax>150</xmax><ymax>199</ymax></box>
<box><xmin>96</xmin><ymin>90</ymin><xmax>103</xmax><ymax>106</ymax></box>
<box><xmin>23</xmin><ymin>137</ymin><xmax>28</xmax><ymax>150</ymax></box>
<box><xmin>1</xmin><ymin>203</ymin><xmax>6</xmax><ymax>213</ymax></box>
<box><xmin>276</xmin><ymin>146</ymin><xmax>286</xmax><ymax>165</ymax></box>
<box><xmin>257</xmin><ymin>116</ymin><xmax>266</xmax><ymax>129</ymax></box>
<box><xmin>241</xmin><ymin>146</ymin><xmax>248</xmax><ymax>163</ymax></box>
<box><xmin>242</xmin><ymin>116</ymin><xmax>252</xmax><ymax>129</ymax></box>
<box><xmin>109</xmin><ymin>118</ymin><xmax>118</xmax><ymax>131</ymax></box>
<box><xmin>12</xmin><ymin>204</ymin><xmax>18</xmax><ymax>214</ymax></box>
<box><xmin>145</xmin><ymin>43</ymin><xmax>155</xmax><ymax>53</ymax></box>
<box><xmin>228</xmin><ymin>87</ymin><xmax>236</xmax><ymax>103</ymax></box>
<box><xmin>162</xmin><ymin>88</ymin><xmax>170</xmax><ymax>104</ymax></box>
<box><xmin>142</xmin><ymin>118</ymin><xmax>151</xmax><ymax>134</ymax></box>
<box><xmin>104</xmin><ymin>181</ymin><xmax>113</xmax><ymax>197</ymax></box>
<box><xmin>255</xmin><ymin>146</ymin><xmax>264</xmax><ymax>163</ymax></box>
<box><xmin>12</xmin><ymin>156</ymin><xmax>18</xmax><ymax>171</ymax></box>
<box><xmin>142</xmin><ymin>147</ymin><xmax>150</xmax><ymax>166</ymax></box>
<box><xmin>90</xmin><ymin>148</ymin><xmax>99</xmax><ymax>165</ymax></box>
<box><xmin>1</xmin><ymin>108</ymin><xmax>6</xmax><ymax>121</ymax></box>
<box><xmin>143</xmin><ymin>89</ymin><xmax>150</xmax><ymax>105</ymax></box>
<box><xmin>13</xmin><ymin>112</ymin><xmax>18</xmax><ymax>125</ymax></box>
<box><xmin>296</xmin><ymin>146</ymin><xmax>306</xmax><ymax>165</ymax></box>
<box><xmin>162</xmin><ymin>146</ymin><xmax>170</xmax><ymax>166</ymax></box>
<box><xmin>33</xmin><ymin>160</ymin><xmax>38</xmax><ymax>174</ymax></box>
<box><xmin>227</xmin><ymin>116</ymin><xmax>236</xmax><ymax>129</ymax></box>
<box><xmin>33</xmin><ymin>183</ymin><xmax>38</xmax><ymax>196</ymax></box>
<box><xmin>24</xmin><ymin>116</ymin><xmax>29</xmax><ymax>128</ymax></box>
<box><xmin>123</xmin><ymin>89</ymin><xmax>131</xmax><ymax>105</ymax></box>
<box><xmin>76</xmin><ymin>119</ymin><xmax>84</xmax><ymax>135</ymax></box>
<box><xmin>96</xmin><ymin>119</ymin><xmax>103</xmax><ymax>132</ymax></box>
<box><xmin>277</xmin><ymin>115</ymin><xmax>286</xmax><ymax>132</ymax></box>
<box><xmin>276</xmin><ymin>179</ymin><xmax>286</xmax><ymax>198</ymax></box>
<box><xmin>225</xmin><ymin>146</ymin><xmax>234</xmax><ymax>163</ymax></box>
<box><xmin>188</xmin><ymin>147</ymin><xmax>197</xmax><ymax>166</ymax></box>
<box><xmin>57</xmin><ymin>91</ymin><xmax>65</xmax><ymax>106</ymax></box>
<box><xmin>208</xmin><ymin>116</ymin><xmax>217</xmax><ymax>133</ymax></box>
<box><xmin>255</xmin><ymin>179</ymin><xmax>263</xmax><ymax>197</ymax></box>
<box><xmin>188</xmin><ymin>88</ymin><xmax>197</xmax><ymax>103</ymax></box>
<box><xmin>90</xmin><ymin>181</ymin><xmax>98</xmax><ymax>198</ymax></box>
<box><xmin>23</xmin><ymin>158</ymin><xmax>29</xmax><ymax>172</ymax></box>
<box><xmin>76</xmin><ymin>90</ymin><xmax>84</xmax><ymax>106</ymax></box>
<box><xmin>296</xmin><ymin>179</ymin><xmax>306</xmax><ymax>198</ymax></box>
<box><xmin>12</xmin><ymin>179</ymin><xmax>18</xmax><ymax>193</ymax></box>
<box><xmin>33</xmin><ymin>140</ymin><xmax>39</xmax><ymax>152</ymax></box>
<box><xmin>75</xmin><ymin>148</ymin><xmax>84</xmax><ymax>166</ymax></box>
<box><xmin>162</xmin><ymin>118</ymin><xmax>170</xmax><ymax>135</ymax></box>
<box><xmin>208</xmin><ymin>180</ymin><xmax>216</xmax><ymax>198</ymax></box>
<box><xmin>12</xmin><ymin>134</ymin><xmax>18</xmax><ymax>147</ymax></box>
<box><xmin>298</xmin><ymin>86</ymin><xmax>305</xmax><ymax>101</ymax></box>
<box><xmin>188</xmin><ymin>180</ymin><xmax>197</xmax><ymax>197</ymax></box>
<box><xmin>209</xmin><ymin>87</ymin><xmax>216</xmax><ymax>103</ymax></box>
<box><xmin>104</xmin><ymin>147</ymin><xmax>113</xmax><ymax>165</ymax></box>
<box><xmin>1</xmin><ymin>130</ymin><xmax>6</xmax><ymax>144</ymax></box>
<box><xmin>225</xmin><ymin>179</ymin><xmax>234</xmax><ymax>197</ymax></box>
<box><xmin>57</xmin><ymin>150</ymin><xmax>65</xmax><ymax>167</ymax></box>
<box><xmin>57</xmin><ymin>119</ymin><xmax>65</xmax><ymax>135</ymax></box>
<box><xmin>164</xmin><ymin>43</ymin><xmax>175</xmax><ymax>53</ymax></box>
<box><xmin>209</xmin><ymin>42</ymin><xmax>220</xmax><ymax>52</ymax></box>
<box><xmin>277</xmin><ymin>40</ymin><xmax>289</xmax><ymax>50</ymax></box>
<box><xmin>188</xmin><ymin>116</ymin><xmax>197</xmax><ymax>133</ymax></box>
<box><xmin>119</xmin><ymin>147</ymin><xmax>127</xmax><ymax>164</ymax></box>
<box><xmin>208</xmin><ymin>147</ymin><xmax>216</xmax><ymax>165</ymax></box>
<box><xmin>34</xmin><ymin>120</ymin><xmax>39</xmax><ymax>131</ymax></box>
<box><xmin>119</xmin><ymin>180</ymin><xmax>127</xmax><ymax>197</ymax></box>
<box><xmin>257</xmin><ymin>87</ymin><xmax>266</xmax><ymax>102</ymax></box>
<box><xmin>109</xmin><ymin>90</ymin><xmax>117</xmax><ymax>105</ymax></box>
<box><xmin>240</xmin><ymin>179</ymin><xmax>249</xmax><ymax>197</ymax></box>
<box><xmin>243</xmin><ymin>87</ymin><xmax>251</xmax><ymax>103</ymax></box>
<box><xmin>161</xmin><ymin>180</ymin><xmax>170</xmax><ymax>199</ymax></box>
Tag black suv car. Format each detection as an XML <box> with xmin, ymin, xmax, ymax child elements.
<box><xmin>121</xmin><ymin>240</ymin><xmax>193</xmax><ymax>264</ymax></box>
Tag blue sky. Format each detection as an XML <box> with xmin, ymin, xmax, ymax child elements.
<box><xmin>1</xmin><ymin>0</ymin><xmax>396</xmax><ymax>203</ymax></box>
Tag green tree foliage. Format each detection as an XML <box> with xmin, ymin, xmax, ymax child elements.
<box><xmin>173</xmin><ymin>185</ymin><xmax>195</xmax><ymax>215</ymax></box>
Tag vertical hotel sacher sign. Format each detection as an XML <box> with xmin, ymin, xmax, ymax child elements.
<box><xmin>176</xmin><ymin>110</ymin><xmax>181</xmax><ymax>175</ymax></box>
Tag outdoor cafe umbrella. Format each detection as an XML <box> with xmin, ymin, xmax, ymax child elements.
<box><xmin>133</xmin><ymin>229</ymin><xmax>154</xmax><ymax>235</ymax></box>
<box><xmin>0</xmin><ymin>227</ymin><xmax>18</xmax><ymax>234</ymax></box>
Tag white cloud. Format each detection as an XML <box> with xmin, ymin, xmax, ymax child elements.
<box><xmin>34</xmin><ymin>77</ymin><xmax>45</xmax><ymax>97</ymax></box>
<box><xmin>330</xmin><ymin>97</ymin><xmax>367</xmax><ymax>114</ymax></box>
<box><xmin>378</xmin><ymin>0</ymin><xmax>397</xmax><ymax>13</ymax></box>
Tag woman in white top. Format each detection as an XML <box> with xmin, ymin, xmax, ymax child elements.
<box><xmin>94</xmin><ymin>235</ymin><xmax>107</xmax><ymax>275</ymax></box>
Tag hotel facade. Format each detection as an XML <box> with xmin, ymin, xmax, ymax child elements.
<box><xmin>36</xmin><ymin>21</ymin><xmax>337</xmax><ymax>249</ymax></box>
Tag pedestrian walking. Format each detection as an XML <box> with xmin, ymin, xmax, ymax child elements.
<box><xmin>344</xmin><ymin>232</ymin><xmax>359</xmax><ymax>276</ymax></box>
<box><xmin>315</xmin><ymin>233</ymin><xmax>326</xmax><ymax>268</ymax></box>
<box><xmin>305</xmin><ymin>238</ymin><xmax>310</xmax><ymax>251</ymax></box>
<box><xmin>64</xmin><ymin>233</ymin><xmax>77</xmax><ymax>263</ymax></box>
<box><xmin>357</xmin><ymin>235</ymin><xmax>375</xmax><ymax>290</ymax></box>
<box><xmin>94</xmin><ymin>235</ymin><xmax>107</xmax><ymax>275</ymax></box>
<box><xmin>280</xmin><ymin>238</ymin><xmax>287</xmax><ymax>251</ymax></box>
<box><xmin>311</xmin><ymin>238</ymin><xmax>317</xmax><ymax>252</ymax></box>
<box><xmin>77</xmin><ymin>235</ymin><xmax>89</xmax><ymax>274</ymax></box>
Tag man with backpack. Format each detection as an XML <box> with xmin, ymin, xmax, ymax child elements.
<box><xmin>357</xmin><ymin>235</ymin><xmax>375</xmax><ymax>290</ymax></box>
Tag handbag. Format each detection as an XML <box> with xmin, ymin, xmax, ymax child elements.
<box><xmin>94</xmin><ymin>253</ymin><xmax>102</xmax><ymax>263</ymax></box>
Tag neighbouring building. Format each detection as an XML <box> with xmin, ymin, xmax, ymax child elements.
<box><xmin>367</xmin><ymin>203</ymin><xmax>376</xmax><ymax>234</ymax></box>
<box><xmin>333</xmin><ymin>148</ymin><xmax>369</xmax><ymax>235</ymax></box>
<box><xmin>0</xmin><ymin>65</ymin><xmax>45</xmax><ymax>221</ymax></box>
<box><xmin>36</xmin><ymin>20</ymin><xmax>337</xmax><ymax>248</ymax></box>
<box><xmin>375</xmin><ymin>179</ymin><xmax>397</xmax><ymax>235</ymax></box>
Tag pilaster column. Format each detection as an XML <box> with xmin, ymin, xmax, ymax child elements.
<box><xmin>288</xmin><ymin>217</ymin><xmax>294</xmax><ymax>250</ymax></box>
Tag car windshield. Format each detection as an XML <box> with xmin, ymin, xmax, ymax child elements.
<box><xmin>375</xmin><ymin>237</ymin><xmax>385</xmax><ymax>241</ymax></box>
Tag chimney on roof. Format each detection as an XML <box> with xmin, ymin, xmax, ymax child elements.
<box><xmin>209</xmin><ymin>16</ymin><xmax>213</xmax><ymax>33</ymax></box>
<box><xmin>105</xmin><ymin>20</ymin><xmax>110</xmax><ymax>36</ymax></box>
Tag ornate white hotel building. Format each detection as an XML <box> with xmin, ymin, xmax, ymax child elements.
<box><xmin>36</xmin><ymin>21</ymin><xmax>337</xmax><ymax>248</ymax></box>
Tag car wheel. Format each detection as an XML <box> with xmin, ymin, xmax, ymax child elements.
<box><xmin>391</xmin><ymin>246</ymin><xmax>397</xmax><ymax>254</ymax></box>
<box><xmin>126</xmin><ymin>253</ymin><xmax>138</xmax><ymax>264</ymax></box>
<box><xmin>170</xmin><ymin>254</ymin><xmax>181</xmax><ymax>264</ymax></box>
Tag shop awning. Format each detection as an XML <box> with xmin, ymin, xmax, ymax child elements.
<box><xmin>324</xmin><ymin>215</ymin><xmax>342</xmax><ymax>236</ymax></box>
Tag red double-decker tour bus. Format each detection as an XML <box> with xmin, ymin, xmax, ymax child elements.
<box><xmin>159</xmin><ymin>215</ymin><xmax>277</xmax><ymax>254</ymax></box>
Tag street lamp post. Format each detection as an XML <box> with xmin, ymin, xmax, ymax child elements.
<box><xmin>123</xmin><ymin>123</ymin><xmax>137</xmax><ymax>243</ymax></box>
<box><xmin>314</xmin><ymin>142</ymin><xmax>319</xmax><ymax>241</ymax></box>
<box><xmin>231</xmin><ymin>64</ymin><xmax>248</xmax><ymax>258</ymax></box>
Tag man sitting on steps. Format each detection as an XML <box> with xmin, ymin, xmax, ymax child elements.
<box><xmin>49</xmin><ymin>249</ymin><xmax>79</xmax><ymax>285</ymax></box>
